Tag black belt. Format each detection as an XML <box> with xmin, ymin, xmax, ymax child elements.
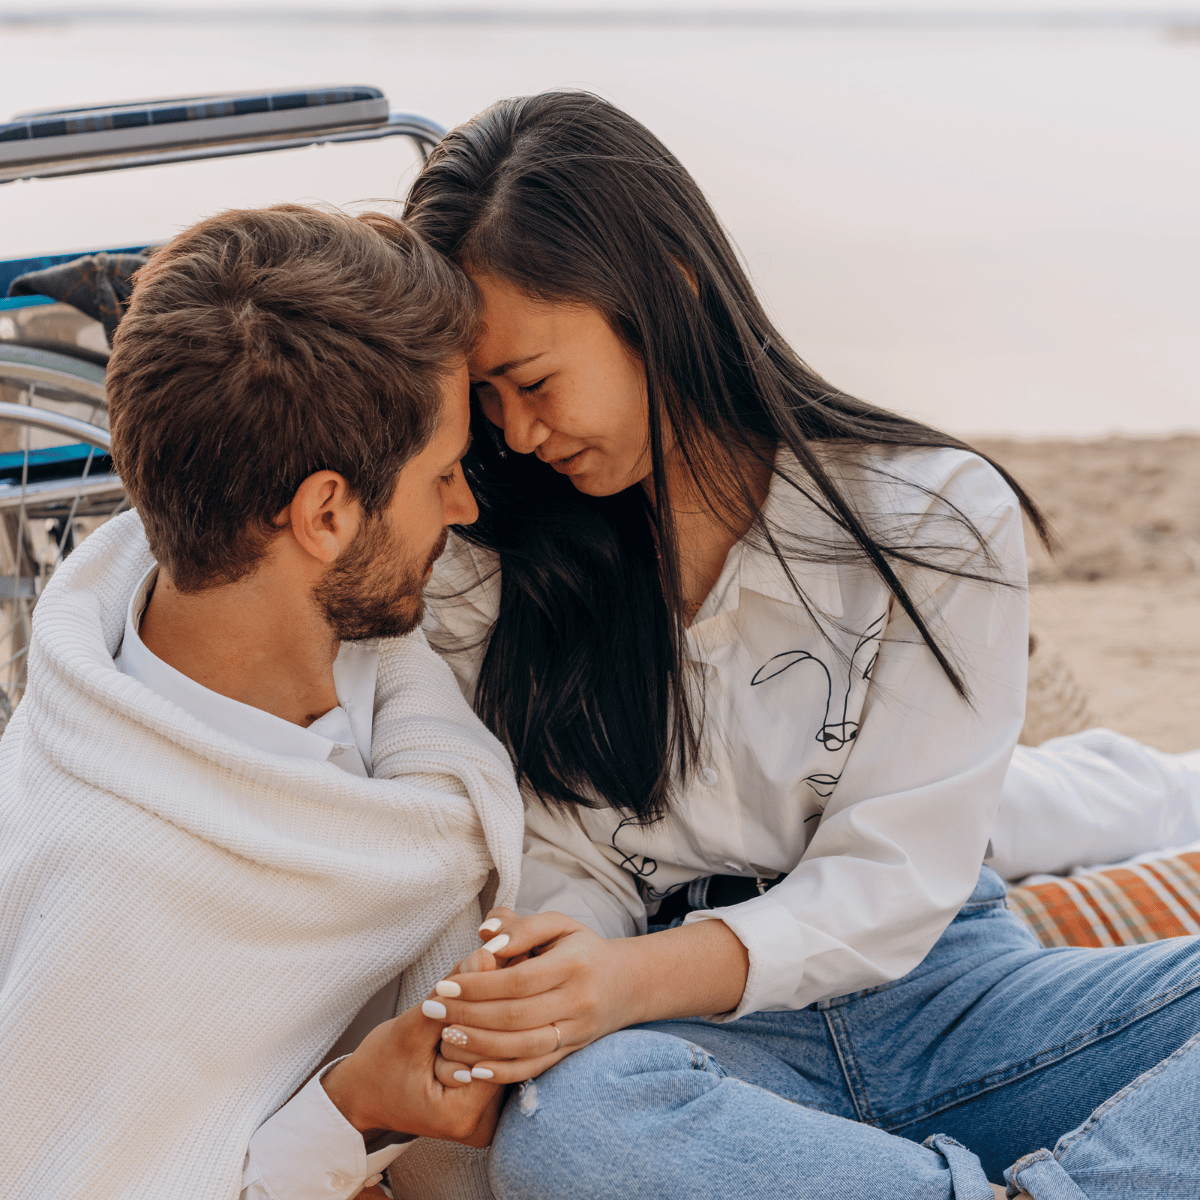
<box><xmin>653</xmin><ymin>871</ymin><xmax>784</xmax><ymax>926</ymax></box>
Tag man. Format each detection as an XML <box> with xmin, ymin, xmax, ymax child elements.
<box><xmin>0</xmin><ymin>205</ymin><xmax>524</xmax><ymax>1200</ymax></box>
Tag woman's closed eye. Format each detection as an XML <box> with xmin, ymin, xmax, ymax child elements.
<box><xmin>518</xmin><ymin>377</ymin><xmax>548</xmax><ymax>396</ymax></box>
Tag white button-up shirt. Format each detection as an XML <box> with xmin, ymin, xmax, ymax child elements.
<box><xmin>427</xmin><ymin>445</ymin><xmax>1028</xmax><ymax>1019</ymax></box>
<box><xmin>116</xmin><ymin>567</ymin><xmax>409</xmax><ymax>1200</ymax></box>
<box><xmin>116</xmin><ymin>567</ymin><xmax>378</xmax><ymax>780</ymax></box>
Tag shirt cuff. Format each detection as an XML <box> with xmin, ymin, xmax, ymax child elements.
<box><xmin>243</xmin><ymin>1058</ymin><xmax>413</xmax><ymax>1200</ymax></box>
<box><xmin>683</xmin><ymin>894</ymin><xmax>851</xmax><ymax>1020</ymax></box>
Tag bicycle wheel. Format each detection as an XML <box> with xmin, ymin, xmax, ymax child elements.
<box><xmin>0</xmin><ymin>342</ymin><xmax>108</xmax><ymax>426</ymax></box>
<box><xmin>0</xmin><ymin>399</ymin><xmax>123</xmax><ymax>734</ymax></box>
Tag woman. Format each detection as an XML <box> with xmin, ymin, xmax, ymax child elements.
<box><xmin>404</xmin><ymin>93</ymin><xmax>1200</xmax><ymax>1198</ymax></box>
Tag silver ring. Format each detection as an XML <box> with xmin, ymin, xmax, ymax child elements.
<box><xmin>550</xmin><ymin>1022</ymin><xmax>562</xmax><ymax>1052</ymax></box>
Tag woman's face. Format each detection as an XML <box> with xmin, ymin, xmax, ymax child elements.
<box><xmin>467</xmin><ymin>273</ymin><xmax>653</xmax><ymax>497</ymax></box>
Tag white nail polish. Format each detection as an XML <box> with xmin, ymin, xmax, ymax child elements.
<box><xmin>435</xmin><ymin>979</ymin><xmax>462</xmax><ymax>998</ymax></box>
<box><xmin>442</xmin><ymin>1027</ymin><xmax>469</xmax><ymax>1046</ymax></box>
<box><xmin>482</xmin><ymin>933</ymin><xmax>510</xmax><ymax>954</ymax></box>
<box><xmin>453</xmin><ymin>1070</ymin><xmax>473</xmax><ymax>1083</ymax></box>
<box><xmin>421</xmin><ymin>999</ymin><xmax>447</xmax><ymax>1020</ymax></box>
<box><xmin>479</xmin><ymin>917</ymin><xmax>503</xmax><ymax>934</ymax></box>
<box><xmin>471</xmin><ymin>1066</ymin><xmax>495</xmax><ymax>1079</ymax></box>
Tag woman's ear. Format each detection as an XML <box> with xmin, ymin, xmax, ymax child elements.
<box><xmin>280</xmin><ymin>470</ymin><xmax>361</xmax><ymax>564</ymax></box>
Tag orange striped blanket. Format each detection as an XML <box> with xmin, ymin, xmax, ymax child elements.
<box><xmin>1007</xmin><ymin>852</ymin><xmax>1200</xmax><ymax>948</ymax></box>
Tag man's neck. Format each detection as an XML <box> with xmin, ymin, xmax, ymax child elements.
<box><xmin>138</xmin><ymin>566</ymin><xmax>341</xmax><ymax>729</ymax></box>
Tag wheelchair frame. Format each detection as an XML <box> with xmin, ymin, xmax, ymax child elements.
<box><xmin>0</xmin><ymin>87</ymin><xmax>445</xmax><ymax>730</ymax></box>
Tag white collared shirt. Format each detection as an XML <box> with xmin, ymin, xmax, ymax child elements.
<box><xmin>116</xmin><ymin>567</ymin><xmax>408</xmax><ymax>1200</ymax></box>
<box><xmin>116</xmin><ymin>566</ymin><xmax>377</xmax><ymax>779</ymax></box>
<box><xmin>427</xmin><ymin>444</ymin><xmax>1028</xmax><ymax>1018</ymax></box>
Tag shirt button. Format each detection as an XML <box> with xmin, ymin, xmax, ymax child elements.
<box><xmin>698</xmin><ymin>767</ymin><xmax>719</xmax><ymax>787</ymax></box>
<box><xmin>327</xmin><ymin>1171</ymin><xmax>352</xmax><ymax>1191</ymax></box>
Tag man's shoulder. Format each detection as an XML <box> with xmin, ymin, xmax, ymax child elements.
<box><xmin>36</xmin><ymin>509</ymin><xmax>154</xmax><ymax>622</ymax></box>
<box><xmin>26</xmin><ymin>509</ymin><xmax>154</xmax><ymax>688</ymax></box>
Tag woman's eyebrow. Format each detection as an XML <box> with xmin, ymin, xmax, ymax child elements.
<box><xmin>477</xmin><ymin>352</ymin><xmax>546</xmax><ymax>379</ymax></box>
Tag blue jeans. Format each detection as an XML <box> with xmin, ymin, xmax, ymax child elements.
<box><xmin>488</xmin><ymin>867</ymin><xmax>1200</xmax><ymax>1199</ymax></box>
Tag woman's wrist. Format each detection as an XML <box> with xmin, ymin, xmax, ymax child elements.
<box><xmin>613</xmin><ymin>918</ymin><xmax>750</xmax><ymax>1027</ymax></box>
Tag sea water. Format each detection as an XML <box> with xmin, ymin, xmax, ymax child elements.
<box><xmin>0</xmin><ymin>9</ymin><xmax>1197</xmax><ymax>437</ymax></box>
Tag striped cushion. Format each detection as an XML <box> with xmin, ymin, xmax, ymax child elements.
<box><xmin>1008</xmin><ymin>853</ymin><xmax>1200</xmax><ymax>948</ymax></box>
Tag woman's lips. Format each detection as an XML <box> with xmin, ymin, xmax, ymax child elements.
<box><xmin>549</xmin><ymin>449</ymin><xmax>587</xmax><ymax>474</ymax></box>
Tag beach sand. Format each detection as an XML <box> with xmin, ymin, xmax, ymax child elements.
<box><xmin>976</xmin><ymin>435</ymin><xmax>1200</xmax><ymax>753</ymax></box>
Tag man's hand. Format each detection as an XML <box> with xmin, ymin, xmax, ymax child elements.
<box><xmin>321</xmin><ymin>958</ymin><xmax>505</xmax><ymax>1148</ymax></box>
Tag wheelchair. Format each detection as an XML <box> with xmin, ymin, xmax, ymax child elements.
<box><xmin>0</xmin><ymin>86</ymin><xmax>444</xmax><ymax>732</ymax></box>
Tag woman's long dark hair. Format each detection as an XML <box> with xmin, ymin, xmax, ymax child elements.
<box><xmin>405</xmin><ymin>91</ymin><xmax>1050</xmax><ymax>822</ymax></box>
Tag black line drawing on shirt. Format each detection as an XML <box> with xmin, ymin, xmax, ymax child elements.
<box><xmin>750</xmin><ymin>613</ymin><xmax>886</xmax><ymax>752</ymax></box>
<box><xmin>802</xmin><ymin>773</ymin><xmax>840</xmax><ymax>798</ymax></box>
<box><xmin>642</xmin><ymin>881</ymin><xmax>676</xmax><ymax>903</ymax></box>
<box><xmin>611</xmin><ymin>814</ymin><xmax>658</xmax><ymax>884</ymax></box>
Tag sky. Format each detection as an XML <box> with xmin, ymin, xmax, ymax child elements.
<box><xmin>5</xmin><ymin>0</ymin><xmax>1200</xmax><ymax>15</ymax></box>
<box><xmin>1</xmin><ymin>4</ymin><xmax>1197</xmax><ymax>437</ymax></box>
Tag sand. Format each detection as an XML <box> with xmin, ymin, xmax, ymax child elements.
<box><xmin>974</xmin><ymin>435</ymin><xmax>1200</xmax><ymax>753</ymax></box>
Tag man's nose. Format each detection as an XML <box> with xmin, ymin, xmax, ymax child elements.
<box><xmin>496</xmin><ymin>391</ymin><xmax>550</xmax><ymax>456</ymax></box>
<box><xmin>447</xmin><ymin>471</ymin><xmax>479</xmax><ymax>527</ymax></box>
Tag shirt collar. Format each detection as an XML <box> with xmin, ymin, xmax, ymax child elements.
<box><xmin>689</xmin><ymin>450</ymin><xmax>844</xmax><ymax>634</ymax></box>
<box><xmin>115</xmin><ymin>566</ymin><xmax>373</xmax><ymax>776</ymax></box>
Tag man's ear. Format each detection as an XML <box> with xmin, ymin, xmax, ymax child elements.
<box><xmin>281</xmin><ymin>471</ymin><xmax>361</xmax><ymax>565</ymax></box>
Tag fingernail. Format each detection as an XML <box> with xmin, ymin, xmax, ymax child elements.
<box><xmin>479</xmin><ymin>917</ymin><xmax>503</xmax><ymax>934</ymax></box>
<box><xmin>421</xmin><ymin>999</ymin><xmax>447</xmax><ymax>1020</ymax></box>
<box><xmin>442</xmin><ymin>1027</ymin><xmax>468</xmax><ymax>1046</ymax></box>
<box><xmin>435</xmin><ymin>979</ymin><xmax>462</xmax><ymax>998</ymax></box>
<box><xmin>453</xmin><ymin>1070</ymin><xmax>473</xmax><ymax>1083</ymax></box>
<box><xmin>482</xmin><ymin>933</ymin><xmax>510</xmax><ymax>954</ymax></box>
<box><xmin>471</xmin><ymin>1066</ymin><xmax>494</xmax><ymax>1079</ymax></box>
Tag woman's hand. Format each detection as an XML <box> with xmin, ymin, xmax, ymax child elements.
<box><xmin>422</xmin><ymin>907</ymin><xmax>751</xmax><ymax>1083</ymax></box>
<box><xmin>424</xmin><ymin>910</ymin><xmax>631</xmax><ymax>1082</ymax></box>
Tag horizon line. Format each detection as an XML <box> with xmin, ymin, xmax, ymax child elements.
<box><xmin>5</xmin><ymin>7</ymin><xmax>1200</xmax><ymax>30</ymax></box>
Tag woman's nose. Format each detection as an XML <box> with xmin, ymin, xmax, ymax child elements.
<box><xmin>495</xmin><ymin>391</ymin><xmax>550</xmax><ymax>456</ymax></box>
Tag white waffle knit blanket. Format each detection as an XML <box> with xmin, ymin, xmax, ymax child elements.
<box><xmin>0</xmin><ymin>511</ymin><xmax>524</xmax><ymax>1199</ymax></box>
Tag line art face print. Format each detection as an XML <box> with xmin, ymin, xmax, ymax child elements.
<box><xmin>749</xmin><ymin>613</ymin><xmax>886</xmax><ymax>753</ymax></box>
<box><xmin>610</xmin><ymin>814</ymin><xmax>667</xmax><ymax>898</ymax></box>
<box><xmin>618</xmin><ymin>613</ymin><xmax>885</xmax><ymax>898</ymax></box>
<box><xmin>801</xmin><ymin>773</ymin><xmax>840</xmax><ymax>800</ymax></box>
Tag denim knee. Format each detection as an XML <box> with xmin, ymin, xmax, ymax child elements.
<box><xmin>1003</xmin><ymin>1029</ymin><xmax>1200</xmax><ymax>1200</ymax></box>
<box><xmin>488</xmin><ymin>1030</ymin><xmax>723</xmax><ymax>1200</ymax></box>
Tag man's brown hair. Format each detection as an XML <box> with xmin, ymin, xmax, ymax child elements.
<box><xmin>106</xmin><ymin>203</ymin><xmax>477</xmax><ymax>591</ymax></box>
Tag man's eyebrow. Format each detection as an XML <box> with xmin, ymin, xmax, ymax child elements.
<box><xmin>444</xmin><ymin>431</ymin><xmax>473</xmax><ymax>469</ymax></box>
<box><xmin>474</xmin><ymin>352</ymin><xmax>545</xmax><ymax>379</ymax></box>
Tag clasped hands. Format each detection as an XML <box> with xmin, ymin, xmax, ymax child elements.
<box><xmin>322</xmin><ymin>904</ymin><xmax>745</xmax><ymax>1192</ymax></box>
<box><xmin>422</xmin><ymin>908</ymin><xmax>643</xmax><ymax>1085</ymax></box>
<box><xmin>318</xmin><ymin>909</ymin><xmax>619</xmax><ymax>1167</ymax></box>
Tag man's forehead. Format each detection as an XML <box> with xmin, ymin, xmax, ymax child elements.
<box><xmin>431</xmin><ymin>370</ymin><xmax>472</xmax><ymax>458</ymax></box>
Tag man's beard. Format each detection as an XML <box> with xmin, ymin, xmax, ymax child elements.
<box><xmin>315</xmin><ymin>517</ymin><xmax>448</xmax><ymax>642</ymax></box>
